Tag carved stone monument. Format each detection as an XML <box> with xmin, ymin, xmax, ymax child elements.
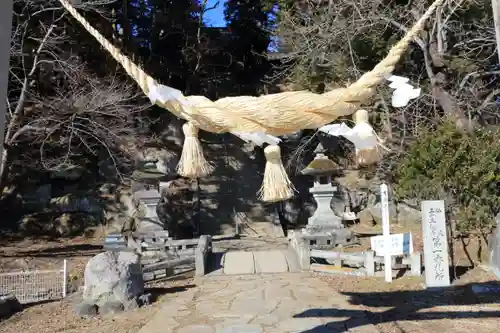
<box><xmin>299</xmin><ymin>143</ymin><xmax>353</xmax><ymax>247</ymax></box>
<box><xmin>421</xmin><ymin>200</ymin><xmax>450</xmax><ymax>288</ymax></box>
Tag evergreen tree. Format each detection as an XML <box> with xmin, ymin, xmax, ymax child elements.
<box><xmin>224</xmin><ymin>0</ymin><xmax>276</xmax><ymax>95</ymax></box>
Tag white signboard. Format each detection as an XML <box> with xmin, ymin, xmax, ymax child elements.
<box><xmin>421</xmin><ymin>200</ymin><xmax>450</xmax><ymax>288</ymax></box>
<box><xmin>371</xmin><ymin>232</ymin><xmax>413</xmax><ymax>256</ymax></box>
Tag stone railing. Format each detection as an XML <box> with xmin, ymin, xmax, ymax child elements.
<box><xmin>288</xmin><ymin>230</ymin><xmax>422</xmax><ymax>277</ymax></box>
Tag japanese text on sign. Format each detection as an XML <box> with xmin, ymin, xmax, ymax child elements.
<box><xmin>421</xmin><ymin>200</ymin><xmax>450</xmax><ymax>288</ymax></box>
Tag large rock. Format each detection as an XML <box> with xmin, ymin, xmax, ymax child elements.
<box><xmin>75</xmin><ymin>251</ymin><xmax>145</xmax><ymax>316</ymax></box>
<box><xmin>367</xmin><ymin>201</ymin><xmax>398</xmax><ymax>224</ymax></box>
<box><xmin>54</xmin><ymin>213</ymin><xmax>101</xmax><ymax>237</ymax></box>
<box><xmin>0</xmin><ymin>294</ymin><xmax>22</xmax><ymax>319</ymax></box>
<box><xmin>50</xmin><ymin>194</ymin><xmax>102</xmax><ymax>214</ymax></box>
<box><xmin>396</xmin><ymin>202</ymin><xmax>421</xmax><ymax>223</ymax></box>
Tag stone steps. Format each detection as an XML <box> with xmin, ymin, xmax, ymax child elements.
<box><xmin>206</xmin><ymin>249</ymin><xmax>301</xmax><ymax>276</ymax></box>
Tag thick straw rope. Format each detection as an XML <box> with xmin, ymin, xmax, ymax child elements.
<box><xmin>58</xmin><ymin>0</ymin><xmax>445</xmax><ymax>202</ymax></box>
<box><xmin>59</xmin><ymin>0</ymin><xmax>445</xmax><ymax>135</ymax></box>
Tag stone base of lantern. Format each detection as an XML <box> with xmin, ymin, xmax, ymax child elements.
<box><xmin>300</xmin><ymin>224</ymin><xmax>354</xmax><ymax>249</ymax></box>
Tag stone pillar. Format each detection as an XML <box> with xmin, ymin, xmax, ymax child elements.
<box><xmin>133</xmin><ymin>189</ymin><xmax>163</xmax><ymax>232</ymax></box>
<box><xmin>307</xmin><ymin>177</ymin><xmax>342</xmax><ymax>230</ymax></box>
<box><xmin>308</xmin><ymin>182</ymin><xmax>342</xmax><ymax>228</ymax></box>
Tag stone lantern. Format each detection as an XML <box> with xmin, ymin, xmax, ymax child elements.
<box><xmin>300</xmin><ymin>143</ymin><xmax>353</xmax><ymax>246</ymax></box>
<box><xmin>131</xmin><ymin>159</ymin><xmax>172</xmax><ymax>232</ymax></box>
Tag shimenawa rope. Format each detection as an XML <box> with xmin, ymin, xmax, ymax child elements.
<box><xmin>58</xmin><ymin>0</ymin><xmax>446</xmax><ymax>202</ymax></box>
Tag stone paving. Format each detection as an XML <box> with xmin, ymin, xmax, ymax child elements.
<box><xmin>138</xmin><ymin>273</ymin><xmax>379</xmax><ymax>333</ymax></box>
<box><xmin>218</xmin><ymin>250</ymin><xmax>300</xmax><ymax>275</ymax></box>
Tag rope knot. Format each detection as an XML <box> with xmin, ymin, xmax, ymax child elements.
<box><xmin>182</xmin><ymin>122</ymin><xmax>199</xmax><ymax>138</ymax></box>
<box><xmin>263</xmin><ymin>145</ymin><xmax>282</xmax><ymax>163</ymax></box>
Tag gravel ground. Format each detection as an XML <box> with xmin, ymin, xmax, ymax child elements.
<box><xmin>0</xmin><ymin>235</ymin><xmax>196</xmax><ymax>333</ymax></box>
<box><xmin>0</xmin><ymin>277</ymin><xmax>195</xmax><ymax>333</ymax></box>
<box><xmin>320</xmin><ymin>267</ymin><xmax>500</xmax><ymax>333</ymax></box>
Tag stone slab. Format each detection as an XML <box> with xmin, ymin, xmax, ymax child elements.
<box><xmin>222</xmin><ymin>251</ymin><xmax>255</xmax><ymax>275</ymax></box>
<box><xmin>254</xmin><ymin>250</ymin><xmax>288</xmax><ymax>274</ymax></box>
<box><xmin>421</xmin><ymin>200</ymin><xmax>450</xmax><ymax>288</ymax></box>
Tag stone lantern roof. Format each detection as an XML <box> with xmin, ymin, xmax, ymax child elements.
<box><xmin>300</xmin><ymin>143</ymin><xmax>340</xmax><ymax>176</ymax></box>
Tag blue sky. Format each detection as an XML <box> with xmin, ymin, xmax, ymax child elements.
<box><xmin>203</xmin><ymin>0</ymin><xmax>228</xmax><ymax>27</ymax></box>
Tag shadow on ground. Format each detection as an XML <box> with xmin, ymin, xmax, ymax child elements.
<box><xmin>146</xmin><ymin>284</ymin><xmax>196</xmax><ymax>303</ymax></box>
<box><xmin>294</xmin><ymin>281</ymin><xmax>500</xmax><ymax>332</ymax></box>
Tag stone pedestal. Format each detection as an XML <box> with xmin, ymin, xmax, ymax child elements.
<box><xmin>307</xmin><ymin>182</ymin><xmax>342</xmax><ymax>228</ymax></box>
<box><xmin>133</xmin><ymin>189</ymin><xmax>164</xmax><ymax>232</ymax></box>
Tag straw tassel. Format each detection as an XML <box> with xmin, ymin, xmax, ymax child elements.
<box><xmin>176</xmin><ymin>122</ymin><xmax>214</xmax><ymax>178</ymax></box>
<box><xmin>258</xmin><ymin>145</ymin><xmax>295</xmax><ymax>202</ymax></box>
<box><xmin>353</xmin><ymin>109</ymin><xmax>381</xmax><ymax>166</ymax></box>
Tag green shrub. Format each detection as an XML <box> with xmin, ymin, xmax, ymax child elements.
<box><xmin>394</xmin><ymin>122</ymin><xmax>500</xmax><ymax>236</ymax></box>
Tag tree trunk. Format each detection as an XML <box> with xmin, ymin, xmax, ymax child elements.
<box><xmin>0</xmin><ymin>148</ymin><xmax>9</xmax><ymax>190</ymax></box>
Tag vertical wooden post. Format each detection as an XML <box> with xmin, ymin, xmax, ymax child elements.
<box><xmin>380</xmin><ymin>184</ymin><xmax>393</xmax><ymax>283</ymax></box>
<box><xmin>493</xmin><ymin>0</ymin><xmax>500</xmax><ymax>64</ymax></box>
<box><xmin>0</xmin><ymin>1</ymin><xmax>13</xmax><ymax>178</ymax></box>
<box><xmin>62</xmin><ymin>259</ymin><xmax>68</xmax><ymax>298</ymax></box>
<box><xmin>298</xmin><ymin>237</ymin><xmax>310</xmax><ymax>270</ymax></box>
<box><xmin>364</xmin><ymin>250</ymin><xmax>375</xmax><ymax>276</ymax></box>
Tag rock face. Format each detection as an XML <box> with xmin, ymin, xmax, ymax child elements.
<box><xmin>75</xmin><ymin>251</ymin><xmax>145</xmax><ymax>317</ymax></box>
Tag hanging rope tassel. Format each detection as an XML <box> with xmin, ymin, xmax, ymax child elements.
<box><xmin>353</xmin><ymin>109</ymin><xmax>381</xmax><ymax>166</ymax></box>
<box><xmin>258</xmin><ymin>145</ymin><xmax>295</xmax><ymax>202</ymax></box>
<box><xmin>176</xmin><ymin>122</ymin><xmax>214</xmax><ymax>178</ymax></box>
